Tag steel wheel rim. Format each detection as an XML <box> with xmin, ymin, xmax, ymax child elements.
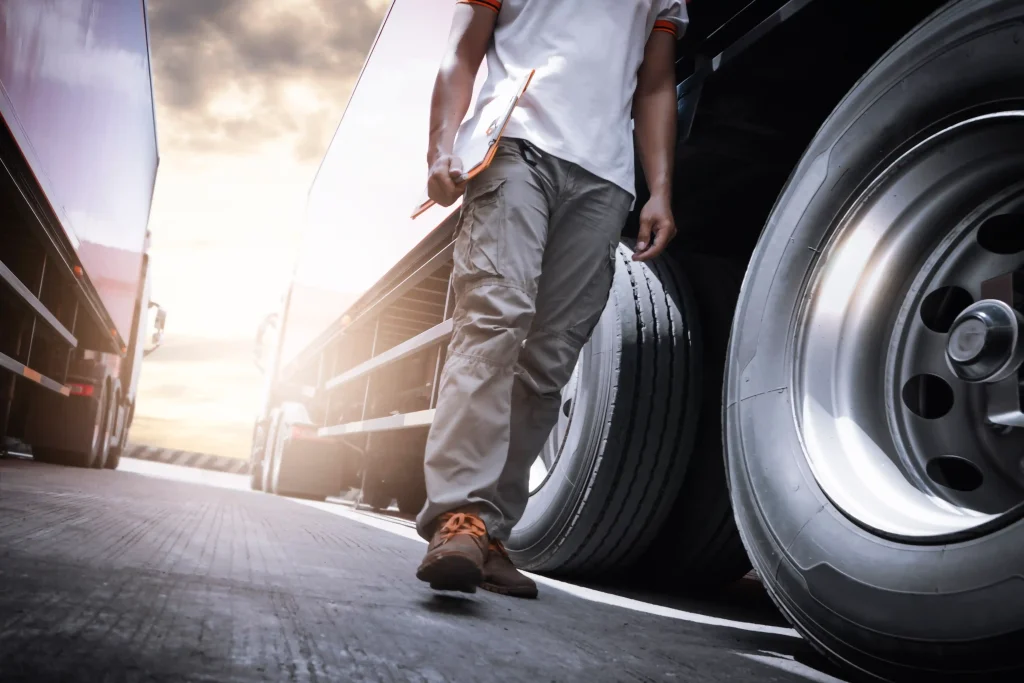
<box><xmin>795</xmin><ymin>111</ymin><xmax>1024</xmax><ymax>540</ymax></box>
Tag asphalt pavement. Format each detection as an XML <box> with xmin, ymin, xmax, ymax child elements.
<box><xmin>0</xmin><ymin>456</ymin><xmax>850</xmax><ymax>683</ymax></box>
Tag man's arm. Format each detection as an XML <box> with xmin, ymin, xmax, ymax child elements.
<box><xmin>427</xmin><ymin>3</ymin><xmax>498</xmax><ymax>207</ymax></box>
<box><xmin>631</xmin><ymin>27</ymin><xmax>679</xmax><ymax>261</ymax></box>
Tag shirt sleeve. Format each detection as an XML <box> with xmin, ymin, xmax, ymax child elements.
<box><xmin>651</xmin><ymin>0</ymin><xmax>689</xmax><ymax>40</ymax></box>
<box><xmin>457</xmin><ymin>0</ymin><xmax>501</xmax><ymax>13</ymax></box>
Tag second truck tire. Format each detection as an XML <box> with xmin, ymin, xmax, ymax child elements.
<box><xmin>639</xmin><ymin>254</ymin><xmax>752</xmax><ymax>589</ymax></box>
<box><xmin>507</xmin><ymin>242</ymin><xmax>701</xmax><ymax>577</ymax></box>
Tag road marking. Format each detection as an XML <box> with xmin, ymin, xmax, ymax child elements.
<box><xmin>296</xmin><ymin>498</ymin><xmax>800</xmax><ymax>639</ymax></box>
<box><xmin>737</xmin><ymin>651</ymin><xmax>847</xmax><ymax>683</ymax></box>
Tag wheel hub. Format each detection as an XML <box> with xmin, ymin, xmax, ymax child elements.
<box><xmin>796</xmin><ymin>110</ymin><xmax>1024</xmax><ymax>539</ymax></box>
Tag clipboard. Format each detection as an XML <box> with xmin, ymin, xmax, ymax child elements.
<box><xmin>411</xmin><ymin>68</ymin><xmax>535</xmax><ymax>219</ymax></box>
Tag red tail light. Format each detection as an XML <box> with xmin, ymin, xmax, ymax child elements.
<box><xmin>68</xmin><ymin>383</ymin><xmax>95</xmax><ymax>397</ymax></box>
<box><xmin>290</xmin><ymin>424</ymin><xmax>318</xmax><ymax>441</ymax></box>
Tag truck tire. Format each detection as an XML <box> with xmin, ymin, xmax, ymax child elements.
<box><xmin>260</xmin><ymin>410</ymin><xmax>284</xmax><ymax>493</ymax></box>
<box><xmin>640</xmin><ymin>254</ymin><xmax>751</xmax><ymax>589</ymax></box>
<box><xmin>396</xmin><ymin>487</ymin><xmax>426</xmax><ymax>515</ymax></box>
<box><xmin>103</xmin><ymin>384</ymin><xmax>123</xmax><ymax>470</ymax></box>
<box><xmin>507</xmin><ymin>242</ymin><xmax>700</xmax><ymax>576</ymax></box>
<box><xmin>90</xmin><ymin>381</ymin><xmax>114</xmax><ymax>469</ymax></box>
<box><xmin>249</xmin><ymin>416</ymin><xmax>274</xmax><ymax>492</ymax></box>
<box><xmin>725</xmin><ymin>1</ymin><xmax>1024</xmax><ymax>680</ymax></box>
<box><xmin>360</xmin><ymin>484</ymin><xmax>392</xmax><ymax>511</ymax></box>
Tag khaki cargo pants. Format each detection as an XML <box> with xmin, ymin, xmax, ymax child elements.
<box><xmin>416</xmin><ymin>138</ymin><xmax>633</xmax><ymax>542</ymax></box>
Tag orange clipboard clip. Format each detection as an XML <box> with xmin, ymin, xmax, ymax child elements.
<box><xmin>411</xmin><ymin>69</ymin><xmax>536</xmax><ymax>220</ymax></box>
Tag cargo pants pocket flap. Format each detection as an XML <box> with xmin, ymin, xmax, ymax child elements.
<box><xmin>454</xmin><ymin>177</ymin><xmax>507</xmax><ymax>283</ymax></box>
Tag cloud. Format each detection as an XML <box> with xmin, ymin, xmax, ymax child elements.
<box><xmin>147</xmin><ymin>0</ymin><xmax>384</xmax><ymax>161</ymax></box>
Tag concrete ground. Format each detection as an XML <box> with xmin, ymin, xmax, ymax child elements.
<box><xmin>0</xmin><ymin>456</ymin><xmax>849</xmax><ymax>683</ymax></box>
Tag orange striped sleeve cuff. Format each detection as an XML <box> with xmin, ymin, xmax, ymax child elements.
<box><xmin>458</xmin><ymin>0</ymin><xmax>501</xmax><ymax>12</ymax></box>
<box><xmin>652</xmin><ymin>19</ymin><xmax>678</xmax><ymax>38</ymax></box>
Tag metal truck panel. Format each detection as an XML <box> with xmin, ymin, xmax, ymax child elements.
<box><xmin>279</xmin><ymin>0</ymin><xmax>488</xmax><ymax>371</ymax></box>
<box><xmin>0</xmin><ymin>0</ymin><xmax>158</xmax><ymax>342</ymax></box>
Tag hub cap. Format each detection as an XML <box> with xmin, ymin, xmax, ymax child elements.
<box><xmin>945</xmin><ymin>300</ymin><xmax>1024</xmax><ymax>383</ymax></box>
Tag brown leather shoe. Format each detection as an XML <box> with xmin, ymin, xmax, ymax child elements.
<box><xmin>480</xmin><ymin>540</ymin><xmax>538</xmax><ymax>599</ymax></box>
<box><xmin>416</xmin><ymin>511</ymin><xmax>489</xmax><ymax>593</ymax></box>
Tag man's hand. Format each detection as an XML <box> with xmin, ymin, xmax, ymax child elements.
<box><xmin>427</xmin><ymin>153</ymin><xmax>466</xmax><ymax>207</ymax></box>
<box><xmin>633</xmin><ymin>192</ymin><xmax>677</xmax><ymax>261</ymax></box>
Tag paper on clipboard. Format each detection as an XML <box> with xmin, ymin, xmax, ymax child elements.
<box><xmin>411</xmin><ymin>69</ymin><xmax>535</xmax><ymax>219</ymax></box>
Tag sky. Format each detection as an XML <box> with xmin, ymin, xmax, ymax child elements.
<box><xmin>132</xmin><ymin>0</ymin><xmax>391</xmax><ymax>458</ymax></box>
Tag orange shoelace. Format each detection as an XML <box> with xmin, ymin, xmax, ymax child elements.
<box><xmin>437</xmin><ymin>512</ymin><xmax>487</xmax><ymax>544</ymax></box>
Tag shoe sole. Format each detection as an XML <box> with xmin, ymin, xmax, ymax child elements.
<box><xmin>480</xmin><ymin>581</ymin><xmax>539</xmax><ymax>599</ymax></box>
<box><xmin>416</xmin><ymin>553</ymin><xmax>483</xmax><ymax>594</ymax></box>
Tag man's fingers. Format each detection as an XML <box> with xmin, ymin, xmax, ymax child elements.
<box><xmin>634</xmin><ymin>218</ymin><xmax>653</xmax><ymax>256</ymax></box>
<box><xmin>428</xmin><ymin>170</ymin><xmax>459</xmax><ymax>206</ymax></box>
<box><xmin>633</xmin><ymin>222</ymin><xmax>675</xmax><ymax>262</ymax></box>
<box><xmin>448</xmin><ymin>156</ymin><xmax>464</xmax><ymax>180</ymax></box>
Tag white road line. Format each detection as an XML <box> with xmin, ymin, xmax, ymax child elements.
<box><xmin>296</xmin><ymin>498</ymin><xmax>800</xmax><ymax>639</ymax></box>
<box><xmin>737</xmin><ymin>651</ymin><xmax>848</xmax><ymax>683</ymax></box>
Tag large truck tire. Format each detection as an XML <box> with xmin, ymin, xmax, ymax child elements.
<box><xmin>249</xmin><ymin>414</ymin><xmax>276</xmax><ymax>492</ymax></box>
<box><xmin>725</xmin><ymin>1</ymin><xmax>1024</xmax><ymax>680</ymax></box>
<box><xmin>507</xmin><ymin>242</ymin><xmax>700</xmax><ymax>576</ymax></box>
<box><xmin>102</xmin><ymin>384</ymin><xmax>123</xmax><ymax>470</ymax></box>
<box><xmin>640</xmin><ymin>254</ymin><xmax>751</xmax><ymax>589</ymax></box>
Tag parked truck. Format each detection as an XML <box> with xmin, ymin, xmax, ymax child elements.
<box><xmin>0</xmin><ymin>0</ymin><xmax>165</xmax><ymax>470</ymax></box>
<box><xmin>252</xmin><ymin>0</ymin><xmax>1024</xmax><ymax>679</ymax></box>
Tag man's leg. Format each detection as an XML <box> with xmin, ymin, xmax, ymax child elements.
<box><xmin>414</xmin><ymin>140</ymin><xmax>556</xmax><ymax>590</ymax></box>
<box><xmin>479</xmin><ymin>162</ymin><xmax>633</xmax><ymax>596</ymax></box>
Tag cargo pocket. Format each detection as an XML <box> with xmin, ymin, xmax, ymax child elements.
<box><xmin>453</xmin><ymin>177</ymin><xmax>507</xmax><ymax>283</ymax></box>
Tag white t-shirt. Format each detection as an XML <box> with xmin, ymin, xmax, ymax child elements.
<box><xmin>456</xmin><ymin>0</ymin><xmax>688</xmax><ymax>201</ymax></box>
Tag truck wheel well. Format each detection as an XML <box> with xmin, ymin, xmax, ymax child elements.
<box><xmin>651</xmin><ymin>0</ymin><xmax>947</xmax><ymax>266</ymax></box>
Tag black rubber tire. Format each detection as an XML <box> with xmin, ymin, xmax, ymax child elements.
<box><xmin>104</xmin><ymin>387</ymin><xmax>123</xmax><ymax>470</ymax></box>
<box><xmin>360</xmin><ymin>486</ymin><xmax>392</xmax><ymax>511</ymax></box>
<box><xmin>507</xmin><ymin>242</ymin><xmax>701</xmax><ymax>576</ymax></box>
<box><xmin>249</xmin><ymin>419</ymin><xmax>269</xmax><ymax>492</ymax></box>
<box><xmin>640</xmin><ymin>254</ymin><xmax>751</xmax><ymax>589</ymax></box>
<box><xmin>90</xmin><ymin>382</ymin><xmax>113</xmax><ymax>470</ymax></box>
<box><xmin>396</xmin><ymin>484</ymin><xmax>426</xmax><ymax>515</ymax></box>
<box><xmin>726</xmin><ymin>2</ymin><xmax>1024</xmax><ymax>681</ymax></box>
<box><xmin>259</xmin><ymin>410</ymin><xmax>283</xmax><ymax>494</ymax></box>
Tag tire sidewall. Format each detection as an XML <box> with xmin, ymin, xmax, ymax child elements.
<box><xmin>727</xmin><ymin>0</ymin><xmax>1024</xmax><ymax>675</ymax></box>
<box><xmin>104</xmin><ymin>387</ymin><xmax>123</xmax><ymax>470</ymax></box>
<box><xmin>87</xmin><ymin>381</ymin><xmax>111</xmax><ymax>469</ymax></box>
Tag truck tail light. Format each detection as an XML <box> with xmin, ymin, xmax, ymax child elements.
<box><xmin>68</xmin><ymin>383</ymin><xmax>95</xmax><ymax>397</ymax></box>
<box><xmin>290</xmin><ymin>424</ymin><xmax>319</xmax><ymax>441</ymax></box>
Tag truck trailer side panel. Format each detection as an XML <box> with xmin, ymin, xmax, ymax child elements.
<box><xmin>279</xmin><ymin>0</ymin><xmax>491</xmax><ymax>377</ymax></box>
<box><xmin>0</xmin><ymin>0</ymin><xmax>159</xmax><ymax>344</ymax></box>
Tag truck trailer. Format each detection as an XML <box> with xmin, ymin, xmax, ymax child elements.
<box><xmin>0</xmin><ymin>0</ymin><xmax>165</xmax><ymax>470</ymax></box>
<box><xmin>252</xmin><ymin>0</ymin><xmax>1024</xmax><ymax>679</ymax></box>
